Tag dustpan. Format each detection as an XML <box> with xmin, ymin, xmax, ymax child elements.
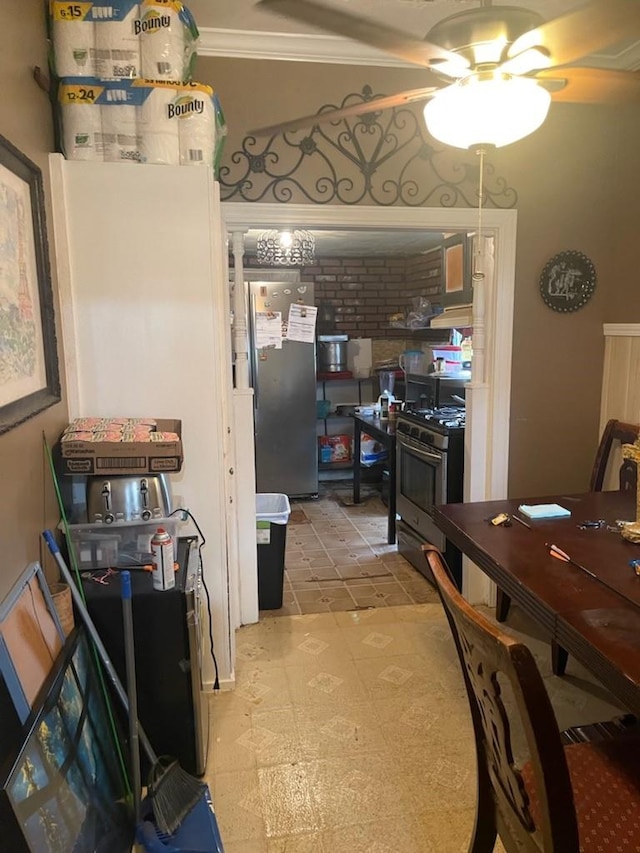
<box><xmin>137</xmin><ymin>788</ymin><xmax>224</xmax><ymax>853</ymax></box>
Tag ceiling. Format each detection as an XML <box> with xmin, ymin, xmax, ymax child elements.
<box><xmin>207</xmin><ymin>1</ymin><xmax>640</xmax><ymax>256</ymax></box>
<box><xmin>192</xmin><ymin>0</ymin><xmax>640</xmax><ymax>70</ymax></box>
<box><xmin>243</xmin><ymin>227</ymin><xmax>451</xmax><ymax>257</ymax></box>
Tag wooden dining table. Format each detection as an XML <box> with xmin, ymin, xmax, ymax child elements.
<box><xmin>433</xmin><ymin>490</ymin><xmax>640</xmax><ymax>716</ymax></box>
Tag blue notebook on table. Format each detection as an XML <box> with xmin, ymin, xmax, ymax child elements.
<box><xmin>518</xmin><ymin>503</ymin><xmax>572</xmax><ymax>519</ymax></box>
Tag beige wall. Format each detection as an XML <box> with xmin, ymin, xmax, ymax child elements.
<box><xmin>1</xmin><ymin>10</ymin><xmax>638</xmax><ymax>601</ymax></box>
<box><xmin>198</xmin><ymin>56</ymin><xmax>640</xmax><ymax>497</ymax></box>
<box><xmin>0</xmin><ymin>0</ymin><xmax>68</xmax><ymax>598</ymax></box>
<box><xmin>606</xmin><ymin>108</ymin><xmax>640</xmax><ymax>321</ymax></box>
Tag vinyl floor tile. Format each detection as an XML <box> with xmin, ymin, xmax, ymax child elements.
<box><xmin>211</xmin><ymin>484</ymin><xmax>626</xmax><ymax>852</ymax></box>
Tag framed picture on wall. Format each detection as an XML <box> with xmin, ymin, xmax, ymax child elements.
<box><xmin>0</xmin><ymin>134</ymin><xmax>60</xmax><ymax>435</ymax></box>
<box><xmin>441</xmin><ymin>233</ymin><xmax>472</xmax><ymax>307</ymax></box>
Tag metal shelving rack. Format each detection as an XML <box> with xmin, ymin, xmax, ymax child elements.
<box><xmin>316</xmin><ymin>376</ymin><xmax>375</xmax><ymax>474</ymax></box>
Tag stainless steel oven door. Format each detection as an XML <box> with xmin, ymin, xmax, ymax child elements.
<box><xmin>396</xmin><ymin>431</ymin><xmax>447</xmax><ymax>543</ymax></box>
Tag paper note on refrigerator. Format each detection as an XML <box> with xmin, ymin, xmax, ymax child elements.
<box><xmin>256</xmin><ymin>311</ymin><xmax>283</xmax><ymax>349</ymax></box>
<box><xmin>286</xmin><ymin>303</ymin><xmax>317</xmax><ymax>343</ymax></box>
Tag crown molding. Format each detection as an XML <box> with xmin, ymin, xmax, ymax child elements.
<box><xmin>198</xmin><ymin>27</ymin><xmax>416</xmax><ymax>67</ymax></box>
<box><xmin>198</xmin><ymin>27</ymin><xmax>640</xmax><ymax>71</ymax></box>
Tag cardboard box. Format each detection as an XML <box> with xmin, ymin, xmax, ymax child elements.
<box><xmin>318</xmin><ymin>434</ymin><xmax>352</xmax><ymax>464</ymax></box>
<box><xmin>60</xmin><ymin>419</ymin><xmax>183</xmax><ymax>476</ymax></box>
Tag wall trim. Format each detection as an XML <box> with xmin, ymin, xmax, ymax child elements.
<box><xmin>603</xmin><ymin>324</ymin><xmax>640</xmax><ymax>337</ymax></box>
<box><xmin>198</xmin><ymin>27</ymin><xmax>410</xmax><ymax>67</ymax></box>
<box><xmin>199</xmin><ymin>26</ymin><xmax>640</xmax><ymax>70</ymax></box>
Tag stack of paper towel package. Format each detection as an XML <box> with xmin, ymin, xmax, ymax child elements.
<box><xmin>48</xmin><ymin>0</ymin><xmax>226</xmax><ymax>170</ymax></box>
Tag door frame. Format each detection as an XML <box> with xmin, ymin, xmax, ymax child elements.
<box><xmin>223</xmin><ymin>202</ymin><xmax>517</xmax><ymax>604</ymax></box>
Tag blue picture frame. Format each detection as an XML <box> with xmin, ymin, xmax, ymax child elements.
<box><xmin>0</xmin><ymin>627</ymin><xmax>132</xmax><ymax>852</ymax></box>
<box><xmin>0</xmin><ymin>562</ymin><xmax>65</xmax><ymax>723</ymax></box>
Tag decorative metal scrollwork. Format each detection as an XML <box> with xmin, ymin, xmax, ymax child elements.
<box><xmin>219</xmin><ymin>85</ymin><xmax>517</xmax><ymax>208</ymax></box>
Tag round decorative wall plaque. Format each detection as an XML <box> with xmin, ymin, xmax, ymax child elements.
<box><xmin>539</xmin><ymin>250</ymin><xmax>596</xmax><ymax>313</ymax></box>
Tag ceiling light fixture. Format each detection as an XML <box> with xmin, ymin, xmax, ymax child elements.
<box><xmin>423</xmin><ymin>73</ymin><xmax>551</xmax><ymax>149</ymax></box>
<box><xmin>256</xmin><ymin>229</ymin><xmax>316</xmax><ymax>266</ymax></box>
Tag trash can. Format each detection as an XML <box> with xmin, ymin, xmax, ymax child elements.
<box><xmin>256</xmin><ymin>493</ymin><xmax>291</xmax><ymax>610</ymax></box>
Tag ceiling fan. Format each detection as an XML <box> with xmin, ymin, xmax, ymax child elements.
<box><xmin>253</xmin><ymin>0</ymin><xmax>640</xmax><ymax>148</ymax></box>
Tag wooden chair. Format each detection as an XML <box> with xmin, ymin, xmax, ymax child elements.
<box><xmin>425</xmin><ymin>546</ymin><xmax>640</xmax><ymax>853</ymax></box>
<box><xmin>589</xmin><ymin>418</ymin><xmax>640</xmax><ymax>492</ymax></box>
<box><xmin>496</xmin><ymin>418</ymin><xmax>640</xmax><ymax>674</ymax></box>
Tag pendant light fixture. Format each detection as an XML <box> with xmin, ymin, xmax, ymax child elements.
<box><xmin>423</xmin><ymin>72</ymin><xmax>551</xmax><ymax>150</ymax></box>
<box><xmin>255</xmin><ymin>229</ymin><xmax>316</xmax><ymax>266</ymax></box>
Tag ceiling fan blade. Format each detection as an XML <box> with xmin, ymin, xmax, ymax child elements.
<box><xmin>537</xmin><ymin>67</ymin><xmax>640</xmax><ymax>104</ymax></box>
<box><xmin>256</xmin><ymin>0</ymin><xmax>465</xmax><ymax>70</ymax></box>
<box><xmin>250</xmin><ymin>87</ymin><xmax>439</xmax><ymax>137</ymax></box>
<box><xmin>509</xmin><ymin>0</ymin><xmax>640</xmax><ymax>67</ymax></box>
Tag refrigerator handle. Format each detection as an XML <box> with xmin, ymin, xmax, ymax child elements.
<box><xmin>250</xmin><ymin>291</ymin><xmax>259</xmax><ymax>409</ymax></box>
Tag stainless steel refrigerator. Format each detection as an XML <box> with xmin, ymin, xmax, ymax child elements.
<box><xmin>249</xmin><ymin>280</ymin><xmax>318</xmax><ymax>498</ymax></box>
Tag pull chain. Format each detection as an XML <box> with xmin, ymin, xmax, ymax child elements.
<box><xmin>472</xmin><ymin>146</ymin><xmax>486</xmax><ymax>283</ymax></box>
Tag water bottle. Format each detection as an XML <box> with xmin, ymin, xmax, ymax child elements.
<box><xmin>150</xmin><ymin>527</ymin><xmax>175</xmax><ymax>591</ymax></box>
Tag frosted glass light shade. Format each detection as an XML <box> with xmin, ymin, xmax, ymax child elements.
<box><xmin>424</xmin><ymin>75</ymin><xmax>551</xmax><ymax>149</ymax></box>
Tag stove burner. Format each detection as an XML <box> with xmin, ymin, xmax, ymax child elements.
<box><xmin>405</xmin><ymin>405</ymin><xmax>465</xmax><ymax>429</ymax></box>
<box><xmin>400</xmin><ymin>406</ymin><xmax>465</xmax><ymax>433</ymax></box>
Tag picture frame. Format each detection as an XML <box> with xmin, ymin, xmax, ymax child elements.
<box><xmin>0</xmin><ymin>134</ymin><xmax>60</xmax><ymax>435</ymax></box>
<box><xmin>441</xmin><ymin>233</ymin><xmax>472</xmax><ymax>307</ymax></box>
<box><xmin>0</xmin><ymin>627</ymin><xmax>132</xmax><ymax>853</ymax></box>
<box><xmin>0</xmin><ymin>562</ymin><xmax>65</xmax><ymax>724</ymax></box>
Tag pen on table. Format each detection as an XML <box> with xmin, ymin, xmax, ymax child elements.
<box><xmin>511</xmin><ymin>514</ymin><xmax>531</xmax><ymax>530</ymax></box>
<box><xmin>545</xmin><ymin>542</ymin><xmax>598</xmax><ymax>580</ymax></box>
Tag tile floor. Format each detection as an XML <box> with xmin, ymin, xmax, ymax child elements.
<box><xmin>265</xmin><ymin>483</ymin><xmax>437</xmax><ymax>616</ymax></box>
<box><xmin>205</xmin><ymin>489</ymin><xmax>626</xmax><ymax>852</ymax></box>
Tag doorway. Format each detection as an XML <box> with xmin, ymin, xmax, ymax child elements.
<box><xmin>223</xmin><ymin>201</ymin><xmax>518</xmax><ymax>606</ymax></box>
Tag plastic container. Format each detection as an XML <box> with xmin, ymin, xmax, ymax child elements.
<box><xmin>63</xmin><ymin>517</ymin><xmax>180</xmax><ymax>571</ymax></box>
<box><xmin>432</xmin><ymin>345</ymin><xmax>463</xmax><ymax>362</ymax></box>
<box><xmin>316</xmin><ymin>399</ymin><xmax>331</xmax><ymax>418</ymax></box>
<box><xmin>256</xmin><ymin>493</ymin><xmax>291</xmax><ymax>610</ymax></box>
<box><xmin>431</xmin><ymin>345</ymin><xmax>463</xmax><ymax>372</ymax></box>
<box><xmin>399</xmin><ymin>350</ymin><xmax>425</xmax><ymax>375</ymax></box>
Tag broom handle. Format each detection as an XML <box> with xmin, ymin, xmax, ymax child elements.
<box><xmin>42</xmin><ymin>530</ymin><xmax>158</xmax><ymax>765</ymax></box>
<box><xmin>121</xmin><ymin>572</ymin><xmax>142</xmax><ymax>823</ymax></box>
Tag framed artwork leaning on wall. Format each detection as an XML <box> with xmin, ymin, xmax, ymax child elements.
<box><xmin>0</xmin><ymin>134</ymin><xmax>60</xmax><ymax>435</ymax></box>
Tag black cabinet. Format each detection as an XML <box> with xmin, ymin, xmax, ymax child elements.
<box><xmin>81</xmin><ymin>536</ymin><xmax>209</xmax><ymax>776</ymax></box>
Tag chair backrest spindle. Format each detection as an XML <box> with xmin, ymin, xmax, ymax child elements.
<box><xmin>590</xmin><ymin>419</ymin><xmax>640</xmax><ymax>492</ymax></box>
<box><xmin>425</xmin><ymin>547</ymin><xmax>580</xmax><ymax>852</ymax></box>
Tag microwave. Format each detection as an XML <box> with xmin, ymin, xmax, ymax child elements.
<box><xmin>405</xmin><ymin>371</ymin><xmax>470</xmax><ymax>409</ymax></box>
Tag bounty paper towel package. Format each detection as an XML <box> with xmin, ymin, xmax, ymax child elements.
<box><xmin>49</xmin><ymin>0</ymin><xmax>141</xmax><ymax>79</ymax></box>
<box><xmin>137</xmin><ymin>82</ymin><xmax>180</xmax><ymax>164</ymax></box>
<box><xmin>58</xmin><ymin>79</ymin><xmax>143</xmax><ymax>163</ymax></box>
<box><xmin>49</xmin><ymin>0</ymin><xmax>198</xmax><ymax>82</ymax></box>
<box><xmin>138</xmin><ymin>0</ymin><xmax>199</xmax><ymax>81</ymax></box>
<box><xmin>135</xmin><ymin>80</ymin><xmax>226</xmax><ymax>167</ymax></box>
<box><xmin>93</xmin><ymin>1</ymin><xmax>141</xmax><ymax>80</ymax></box>
<box><xmin>58</xmin><ymin>78</ymin><xmax>227</xmax><ymax>170</ymax></box>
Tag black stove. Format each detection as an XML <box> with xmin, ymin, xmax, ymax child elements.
<box><xmin>395</xmin><ymin>404</ymin><xmax>465</xmax><ymax>588</ymax></box>
<box><xmin>400</xmin><ymin>405</ymin><xmax>466</xmax><ymax>433</ymax></box>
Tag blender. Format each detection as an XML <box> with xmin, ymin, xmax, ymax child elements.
<box><xmin>377</xmin><ymin>370</ymin><xmax>396</xmax><ymax>417</ymax></box>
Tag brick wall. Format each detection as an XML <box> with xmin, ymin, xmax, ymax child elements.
<box><xmin>241</xmin><ymin>250</ymin><xmax>453</xmax><ymax>341</ymax></box>
<box><xmin>243</xmin><ymin>250</ymin><xmax>442</xmax><ymax>338</ymax></box>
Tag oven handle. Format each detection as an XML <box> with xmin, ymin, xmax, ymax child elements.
<box><xmin>397</xmin><ymin>433</ymin><xmax>443</xmax><ymax>463</ymax></box>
